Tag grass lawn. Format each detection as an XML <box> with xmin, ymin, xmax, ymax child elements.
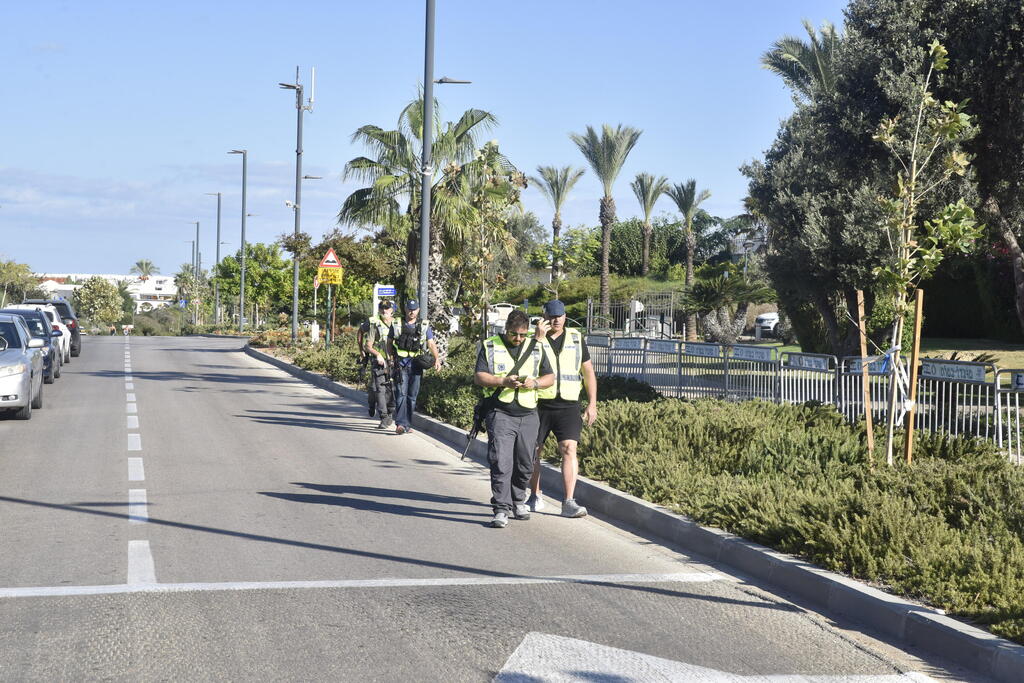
<box><xmin>919</xmin><ymin>337</ymin><xmax>1024</xmax><ymax>370</ymax></box>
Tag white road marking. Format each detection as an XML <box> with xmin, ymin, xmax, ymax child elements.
<box><xmin>125</xmin><ymin>375</ymin><xmax>133</xmax><ymax>382</ymax></box>
<box><xmin>125</xmin><ymin>382</ymin><xmax>134</xmax><ymax>390</ymax></box>
<box><xmin>127</xmin><ymin>415</ymin><xmax>139</xmax><ymax>429</ymax></box>
<box><xmin>127</xmin><ymin>540</ymin><xmax>156</xmax><ymax>585</ymax></box>
<box><xmin>127</xmin><ymin>433</ymin><xmax>142</xmax><ymax>451</ymax></box>
<box><xmin>494</xmin><ymin>633</ymin><xmax>935</xmax><ymax>682</ymax></box>
<box><xmin>128</xmin><ymin>489</ymin><xmax>148</xmax><ymax>523</ymax></box>
<box><xmin>126</xmin><ymin>403</ymin><xmax>137</xmax><ymax>414</ymax></box>
<box><xmin>128</xmin><ymin>457</ymin><xmax>145</xmax><ymax>481</ymax></box>
<box><xmin>0</xmin><ymin>571</ymin><xmax>722</xmax><ymax>599</ymax></box>
<box><xmin>126</xmin><ymin>393</ymin><xmax>136</xmax><ymax>402</ymax></box>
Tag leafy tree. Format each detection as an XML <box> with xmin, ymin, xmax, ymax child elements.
<box><xmin>0</xmin><ymin>259</ymin><xmax>41</xmax><ymax>307</ymax></box>
<box><xmin>129</xmin><ymin>260</ymin><xmax>159</xmax><ymax>280</ymax></box>
<box><xmin>761</xmin><ymin>19</ymin><xmax>840</xmax><ymax>100</ymax></box>
<box><xmin>630</xmin><ymin>173</ymin><xmax>669</xmax><ymax>276</ymax></box>
<box><xmin>666</xmin><ymin>180</ymin><xmax>712</xmax><ymax>341</ymax></box>
<box><xmin>116</xmin><ymin>281</ymin><xmax>135</xmax><ymax>323</ymax></box>
<box><xmin>72</xmin><ymin>276</ymin><xmax>122</xmax><ymax>324</ymax></box>
<box><xmin>555</xmin><ymin>227</ymin><xmax>600</xmax><ymax>278</ymax></box>
<box><xmin>214</xmin><ymin>244</ymin><xmax>289</xmax><ymax>327</ymax></box>
<box><xmin>570</xmin><ymin>124</ymin><xmax>642</xmax><ymax>316</ymax></box>
<box><xmin>530</xmin><ymin>165</ymin><xmax>585</xmax><ymax>281</ymax></box>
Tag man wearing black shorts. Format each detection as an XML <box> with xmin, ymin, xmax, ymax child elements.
<box><xmin>528</xmin><ymin>300</ymin><xmax>598</xmax><ymax>518</ymax></box>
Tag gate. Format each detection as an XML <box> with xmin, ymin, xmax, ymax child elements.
<box><xmin>727</xmin><ymin>345</ymin><xmax>778</xmax><ymax>401</ymax></box>
<box><xmin>780</xmin><ymin>352</ymin><xmax>838</xmax><ymax>406</ymax></box>
<box><xmin>915</xmin><ymin>358</ymin><xmax>997</xmax><ymax>440</ymax></box>
<box><xmin>678</xmin><ymin>342</ymin><xmax>727</xmax><ymax>399</ymax></box>
<box><xmin>645</xmin><ymin>339</ymin><xmax>682</xmax><ymax>397</ymax></box>
<box><xmin>608</xmin><ymin>337</ymin><xmax>645</xmax><ymax>380</ymax></box>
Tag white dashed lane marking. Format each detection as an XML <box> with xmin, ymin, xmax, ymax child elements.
<box><xmin>128</xmin><ymin>489</ymin><xmax>148</xmax><ymax>524</ymax></box>
<box><xmin>127</xmin><ymin>540</ymin><xmax>156</xmax><ymax>585</ymax></box>
<box><xmin>128</xmin><ymin>458</ymin><xmax>145</xmax><ymax>481</ymax></box>
<box><xmin>126</xmin><ymin>393</ymin><xmax>136</xmax><ymax>402</ymax></box>
<box><xmin>126</xmin><ymin>403</ymin><xmax>137</xmax><ymax>414</ymax></box>
<box><xmin>127</xmin><ymin>415</ymin><xmax>139</xmax><ymax>429</ymax></box>
<box><xmin>127</xmin><ymin>434</ymin><xmax>142</xmax><ymax>451</ymax></box>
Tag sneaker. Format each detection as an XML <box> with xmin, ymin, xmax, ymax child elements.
<box><xmin>526</xmin><ymin>493</ymin><xmax>546</xmax><ymax>512</ymax></box>
<box><xmin>396</xmin><ymin>425</ymin><xmax>406</xmax><ymax>435</ymax></box>
<box><xmin>561</xmin><ymin>499</ymin><xmax>588</xmax><ymax>518</ymax></box>
<box><xmin>513</xmin><ymin>504</ymin><xmax>531</xmax><ymax>520</ymax></box>
<box><xmin>490</xmin><ymin>511</ymin><xmax>509</xmax><ymax>528</ymax></box>
<box><xmin>379</xmin><ymin>416</ymin><xmax>393</xmax><ymax>429</ymax></box>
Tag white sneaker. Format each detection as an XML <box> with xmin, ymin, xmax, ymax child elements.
<box><xmin>561</xmin><ymin>499</ymin><xmax>588</xmax><ymax>518</ymax></box>
<box><xmin>526</xmin><ymin>493</ymin><xmax>546</xmax><ymax>512</ymax></box>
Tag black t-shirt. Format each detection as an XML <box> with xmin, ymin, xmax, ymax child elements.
<box><xmin>539</xmin><ymin>330</ymin><xmax>591</xmax><ymax>409</ymax></box>
<box><xmin>475</xmin><ymin>338</ymin><xmax>553</xmax><ymax>416</ymax></box>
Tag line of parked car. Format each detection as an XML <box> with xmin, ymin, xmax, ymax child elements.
<box><xmin>0</xmin><ymin>299</ymin><xmax>82</xmax><ymax>420</ymax></box>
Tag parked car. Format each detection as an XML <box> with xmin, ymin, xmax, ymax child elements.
<box><xmin>0</xmin><ymin>308</ymin><xmax>61</xmax><ymax>384</ymax></box>
<box><xmin>9</xmin><ymin>304</ymin><xmax>70</xmax><ymax>362</ymax></box>
<box><xmin>0</xmin><ymin>313</ymin><xmax>45</xmax><ymax>419</ymax></box>
<box><xmin>22</xmin><ymin>298</ymin><xmax>81</xmax><ymax>357</ymax></box>
<box><xmin>755</xmin><ymin>312</ymin><xmax>780</xmax><ymax>337</ymax></box>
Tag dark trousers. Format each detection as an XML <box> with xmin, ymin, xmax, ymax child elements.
<box><xmin>485</xmin><ymin>410</ymin><xmax>539</xmax><ymax>513</ymax></box>
<box><xmin>370</xmin><ymin>364</ymin><xmax>394</xmax><ymax>418</ymax></box>
<box><xmin>393</xmin><ymin>363</ymin><xmax>422</xmax><ymax>428</ymax></box>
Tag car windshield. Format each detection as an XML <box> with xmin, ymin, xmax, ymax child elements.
<box><xmin>9</xmin><ymin>314</ymin><xmax>46</xmax><ymax>337</ymax></box>
<box><xmin>43</xmin><ymin>311</ymin><xmax>56</xmax><ymax>322</ymax></box>
<box><xmin>0</xmin><ymin>322</ymin><xmax>23</xmax><ymax>348</ymax></box>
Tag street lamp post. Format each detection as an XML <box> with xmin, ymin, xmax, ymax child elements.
<box><xmin>206</xmin><ymin>192</ymin><xmax>222</xmax><ymax>324</ymax></box>
<box><xmin>418</xmin><ymin>1</ymin><xmax>470</xmax><ymax>324</ymax></box>
<box><xmin>280</xmin><ymin>68</ymin><xmax>315</xmax><ymax>343</ymax></box>
<box><xmin>228</xmin><ymin>149</ymin><xmax>248</xmax><ymax>333</ymax></box>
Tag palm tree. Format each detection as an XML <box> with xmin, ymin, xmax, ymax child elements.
<box><xmin>339</xmin><ymin>97</ymin><xmax>498</xmax><ymax>351</ymax></box>
<box><xmin>129</xmin><ymin>259</ymin><xmax>159</xmax><ymax>281</ymax></box>
<box><xmin>761</xmin><ymin>19</ymin><xmax>839</xmax><ymax>99</ymax></box>
<box><xmin>569</xmin><ymin>124</ymin><xmax>642</xmax><ymax>315</ymax></box>
<box><xmin>529</xmin><ymin>165</ymin><xmax>585</xmax><ymax>282</ymax></box>
<box><xmin>630</xmin><ymin>173</ymin><xmax>669</xmax><ymax>276</ymax></box>
<box><xmin>666</xmin><ymin>179</ymin><xmax>712</xmax><ymax>341</ymax></box>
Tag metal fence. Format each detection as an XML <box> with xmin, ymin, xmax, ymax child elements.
<box><xmin>583</xmin><ymin>335</ymin><xmax>1023</xmax><ymax>461</ymax></box>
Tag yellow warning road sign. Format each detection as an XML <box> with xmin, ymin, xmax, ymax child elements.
<box><xmin>318</xmin><ymin>267</ymin><xmax>343</xmax><ymax>285</ymax></box>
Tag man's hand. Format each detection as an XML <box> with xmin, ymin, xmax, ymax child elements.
<box><xmin>502</xmin><ymin>374</ymin><xmax>520</xmax><ymax>388</ymax></box>
<box><xmin>433</xmin><ymin>358</ymin><xmax>442</xmax><ymax>372</ymax></box>
<box><xmin>583</xmin><ymin>402</ymin><xmax>597</xmax><ymax>426</ymax></box>
<box><xmin>376</xmin><ymin>354</ymin><xmax>386</xmax><ymax>366</ymax></box>
<box><xmin>535</xmin><ymin>318</ymin><xmax>551</xmax><ymax>338</ymax></box>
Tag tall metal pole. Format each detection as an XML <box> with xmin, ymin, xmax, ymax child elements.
<box><xmin>291</xmin><ymin>80</ymin><xmax>304</xmax><ymax>342</ymax></box>
<box><xmin>208</xmin><ymin>192</ymin><xmax>222</xmax><ymax>325</ymax></box>
<box><xmin>418</xmin><ymin>0</ymin><xmax>436</xmax><ymax>322</ymax></box>
<box><xmin>229</xmin><ymin>149</ymin><xmax>248</xmax><ymax>333</ymax></box>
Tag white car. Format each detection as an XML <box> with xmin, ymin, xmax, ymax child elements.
<box><xmin>755</xmin><ymin>312</ymin><xmax>780</xmax><ymax>337</ymax></box>
<box><xmin>0</xmin><ymin>314</ymin><xmax>45</xmax><ymax>419</ymax></box>
<box><xmin>10</xmin><ymin>304</ymin><xmax>70</xmax><ymax>362</ymax></box>
<box><xmin>486</xmin><ymin>303</ymin><xmax>518</xmax><ymax>334</ymax></box>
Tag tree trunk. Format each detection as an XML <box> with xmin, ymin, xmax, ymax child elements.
<box><xmin>999</xmin><ymin>219</ymin><xmax>1024</xmax><ymax>336</ymax></box>
<box><xmin>684</xmin><ymin>227</ymin><xmax>697</xmax><ymax>341</ymax></box>
<box><xmin>641</xmin><ymin>220</ymin><xmax>652</xmax><ymax>277</ymax></box>
<box><xmin>426</xmin><ymin>233</ymin><xmax>453</xmax><ymax>359</ymax></box>
<box><xmin>812</xmin><ymin>291</ymin><xmax>843</xmax><ymax>356</ymax></box>
<box><xmin>551</xmin><ymin>213</ymin><xmax>562</xmax><ymax>282</ymax></box>
<box><xmin>599</xmin><ymin>196</ymin><xmax>615</xmax><ymax>317</ymax></box>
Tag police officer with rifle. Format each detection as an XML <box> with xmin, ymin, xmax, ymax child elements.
<box><xmin>364</xmin><ymin>300</ymin><xmax>396</xmax><ymax>429</ymax></box>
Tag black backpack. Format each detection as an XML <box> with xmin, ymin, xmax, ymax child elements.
<box><xmin>395</xmin><ymin>322</ymin><xmax>425</xmax><ymax>353</ymax></box>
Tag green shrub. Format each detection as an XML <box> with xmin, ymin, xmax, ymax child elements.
<box><xmin>596</xmin><ymin>375</ymin><xmax>662</xmax><ymax>403</ymax></box>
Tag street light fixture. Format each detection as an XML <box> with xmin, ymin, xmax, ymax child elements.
<box><xmin>205</xmin><ymin>192</ymin><xmax>222</xmax><ymax>324</ymax></box>
<box><xmin>228</xmin><ymin>149</ymin><xmax>247</xmax><ymax>333</ymax></box>
<box><xmin>418</xmin><ymin>0</ymin><xmax>470</xmax><ymax>322</ymax></box>
<box><xmin>280</xmin><ymin>67</ymin><xmax>315</xmax><ymax>342</ymax></box>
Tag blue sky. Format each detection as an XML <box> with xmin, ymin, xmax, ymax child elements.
<box><xmin>1</xmin><ymin>0</ymin><xmax>847</xmax><ymax>275</ymax></box>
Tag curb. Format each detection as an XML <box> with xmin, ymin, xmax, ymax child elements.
<box><xmin>243</xmin><ymin>344</ymin><xmax>1024</xmax><ymax>683</ymax></box>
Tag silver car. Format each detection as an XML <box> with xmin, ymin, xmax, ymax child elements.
<box><xmin>0</xmin><ymin>313</ymin><xmax>45</xmax><ymax>420</ymax></box>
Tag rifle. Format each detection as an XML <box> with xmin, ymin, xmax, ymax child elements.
<box><xmin>356</xmin><ymin>352</ymin><xmax>370</xmax><ymax>383</ymax></box>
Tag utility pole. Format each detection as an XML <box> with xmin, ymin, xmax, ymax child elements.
<box><xmin>280</xmin><ymin>67</ymin><xmax>315</xmax><ymax>342</ymax></box>
<box><xmin>206</xmin><ymin>192</ymin><xmax>222</xmax><ymax>324</ymax></box>
<box><xmin>229</xmin><ymin>150</ymin><xmax>248</xmax><ymax>333</ymax></box>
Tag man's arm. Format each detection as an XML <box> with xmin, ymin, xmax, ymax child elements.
<box><xmin>581</xmin><ymin>359</ymin><xmax>598</xmax><ymax>425</ymax></box>
<box><xmin>428</xmin><ymin>338</ymin><xmax>441</xmax><ymax>371</ymax></box>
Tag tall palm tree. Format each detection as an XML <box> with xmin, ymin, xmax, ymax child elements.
<box><xmin>630</xmin><ymin>172</ymin><xmax>669</xmax><ymax>276</ymax></box>
<box><xmin>666</xmin><ymin>179</ymin><xmax>712</xmax><ymax>341</ymax></box>
<box><xmin>129</xmin><ymin>259</ymin><xmax>159</xmax><ymax>281</ymax></box>
<box><xmin>530</xmin><ymin>165</ymin><xmax>585</xmax><ymax>282</ymax></box>
<box><xmin>569</xmin><ymin>124</ymin><xmax>642</xmax><ymax>315</ymax></box>
<box><xmin>339</xmin><ymin>97</ymin><xmax>498</xmax><ymax>352</ymax></box>
<box><xmin>761</xmin><ymin>19</ymin><xmax>840</xmax><ymax>99</ymax></box>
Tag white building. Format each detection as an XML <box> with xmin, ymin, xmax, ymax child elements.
<box><xmin>36</xmin><ymin>274</ymin><xmax>179</xmax><ymax>313</ymax></box>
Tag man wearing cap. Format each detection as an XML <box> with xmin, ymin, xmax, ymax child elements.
<box><xmin>364</xmin><ymin>299</ymin><xmax>396</xmax><ymax>429</ymax></box>
<box><xmin>528</xmin><ymin>299</ymin><xmax>598</xmax><ymax>518</ymax></box>
<box><xmin>389</xmin><ymin>299</ymin><xmax>441</xmax><ymax>435</ymax></box>
<box><xmin>474</xmin><ymin>309</ymin><xmax>555</xmax><ymax>528</ymax></box>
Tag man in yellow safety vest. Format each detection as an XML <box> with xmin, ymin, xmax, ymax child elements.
<box><xmin>474</xmin><ymin>309</ymin><xmax>555</xmax><ymax>528</ymax></box>
<box><xmin>364</xmin><ymin>299</ymin><xmax>396</xmax><ymax>429</ymax></box>
<box><xmin>528</xmin><ymin>299</ymin><xmax>598</xmax><ymax>518</ymax></box>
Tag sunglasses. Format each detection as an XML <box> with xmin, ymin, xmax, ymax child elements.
<box><xmin>506</xmin><ymin>330</ymin><xmax>529</xmax><ymax>339</ymax></box>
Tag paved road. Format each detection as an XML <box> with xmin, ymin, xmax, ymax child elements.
<box><xmin>0</xmin><ymin>336</ymin><xmax>984</xmax><ymax>681</ymax></box>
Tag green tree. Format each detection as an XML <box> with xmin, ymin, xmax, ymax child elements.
<box><xmin>630</xmin><ymin>173</ymin><xmax>669</xmax><ymax>276</ymax></box>
<box><xmin>569</xmin><ymin>124</ymin><xmax>642</xmax><ymax>316</ymax></box>
<box><xmin>73</xmin><ymin>276</ymin><xmax>122</xmax><ymax>324</ymax></box>
<box><xmin>214</xmin><ymin>244</ymin><xmax>289</xmax><ymax>328</ymax></box>
<box><xmin>682</xmin><ymin>267</ymin><xmax>776</xmax><ymax>344</ymax></box>
<box><xmin>666</xmin><ymin>180</ymin><xmax>712</xmax><ymax>341</ymax></box>
<box><xmin>761</xmin><ymin>19</ymin><xmax>840</xmax><ymax>100</ymax></box>
<box><xmin>129</xmin><ymin>260</ymin><xmax>159</xmax><ymax>280</ymax></box>
<box><xmin>0</xmin><ymin>259</ymin><xmax>41</xmax><ymax>307</ymax></box>
<box><xmin>530</xmin><ymin>165</ymin><xmax>585</xmax><ymax>282</ymax></box>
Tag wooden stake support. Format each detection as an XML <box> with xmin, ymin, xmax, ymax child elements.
<box><xmin>903</xmin><ymin>288</ymin><xmax>924</xmax><ymax>464</ymax></box>
<box><xmin>856</xmin><ymin>290</ymin><xmax>875</xmax><ymax>463</ymax></box>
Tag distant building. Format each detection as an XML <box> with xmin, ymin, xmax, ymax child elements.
<box><xmin>36</xmin><ymin>274</ymin><xmax>179</xmax><ymax>313</ymax></box>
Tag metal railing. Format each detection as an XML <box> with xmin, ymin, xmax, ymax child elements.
<box><xmin>583</xmin><ymin>336</ymin><xmax>1022</xmax><ymax>462</ymax></box>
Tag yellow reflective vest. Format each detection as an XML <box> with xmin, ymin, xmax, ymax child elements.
<box><xmin>538</xmin><ymin>328</ymin><xmax>584</xmax><ymax>401</ymax></box>
<box><xmin>368</xmin><ymin>315</ymin><xmax>392</xmax><ymax>353</ymax></box>
<box><xmin>392</xmin><ymin>320</ymin><xmax>429</xmax><ymax>358</ymax></box>
<box><xmin>482</xmin><ymin>334</ymin><xmax>544</xmax><ymax>409</ymax></box>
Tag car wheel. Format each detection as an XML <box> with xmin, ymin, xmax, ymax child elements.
<box><xmin>54</xmin><ymin>357</ymin><xmax>61</xmax><ymax>379</ymax></box>
<box><xmin>44</xmin><ymin>368</ymin><xmax>55</xmax><ymax>384</ymax></box>
<box><xmin>71</xmin><ymin>345</ymin><xmax>80</xmax><ymax>357</ymax></box>
<box><xmin>31</xmin><ymin>380</ymin><xmax>43</xmax><ymax>409</ymax></box>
